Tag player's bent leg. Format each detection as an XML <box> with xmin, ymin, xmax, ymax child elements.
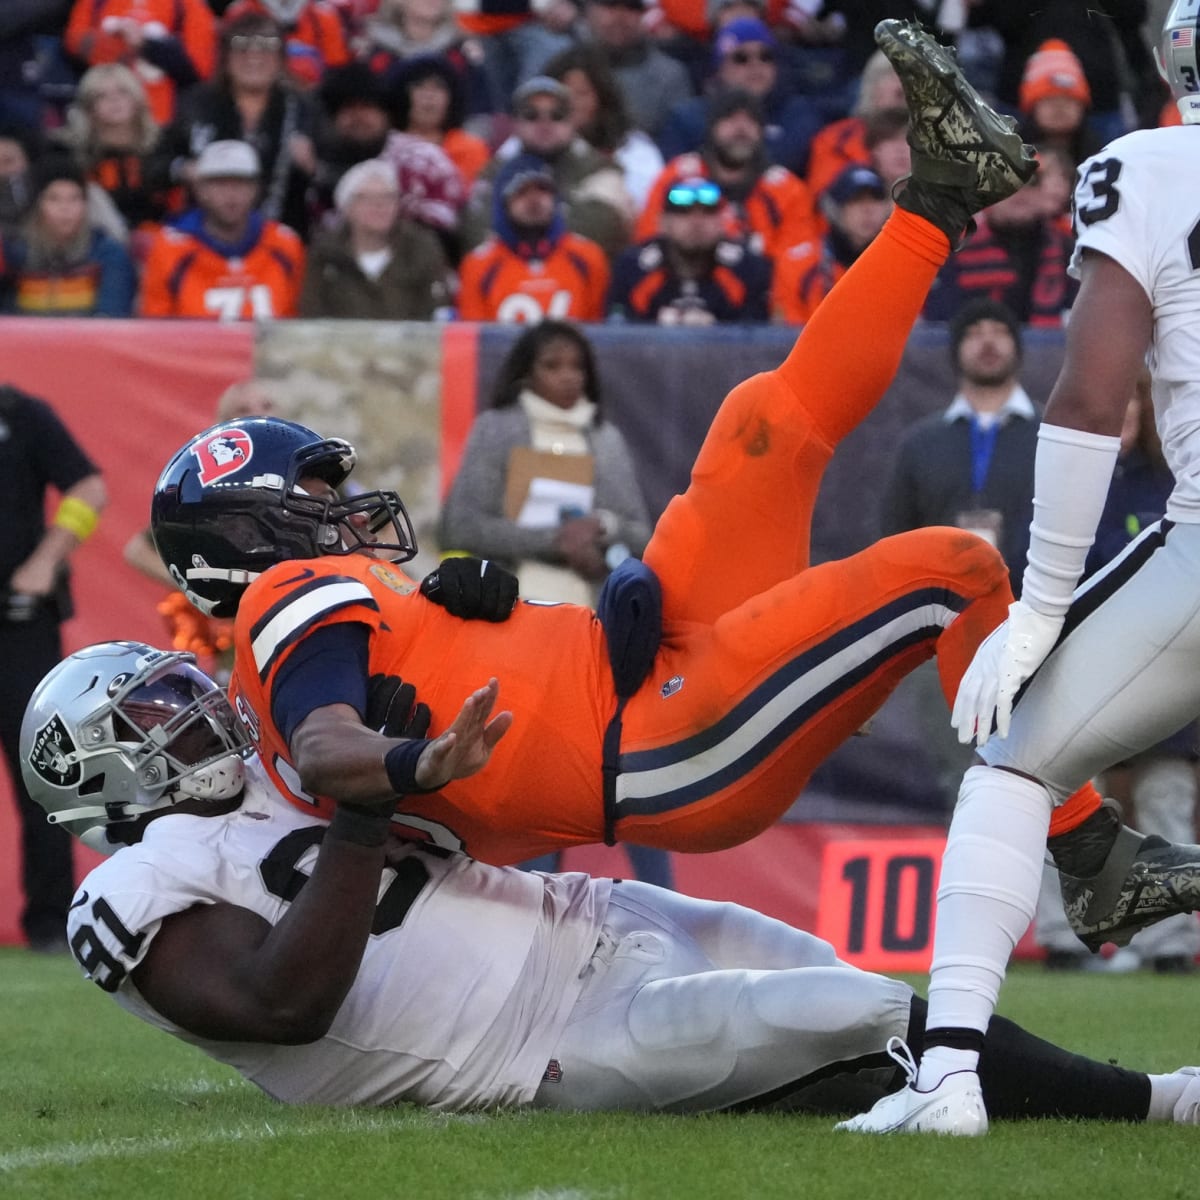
<box><xmin>617</xmin><ymin>528</ymin><xmax>1012</xmax><ymax>853</ymax></box>
<box><xmin>536</xmin><ymin>960</ymin><xmax>913</xmax><ymax>1113</ymax></box>
<box><xmin>605</xmin><ymin>881</ymin><xmax>846</xmax><ymax>972</ymax></box>
<box><xmin>645</xmin><ymin>212</ymin><xmax>953</xmax><ymax>626</ymax></box>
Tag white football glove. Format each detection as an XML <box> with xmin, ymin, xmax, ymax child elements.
<box><xmin>951</xmin><ymin>600</ymin><xmax>1064</xmax><ymax>748</ymax></box>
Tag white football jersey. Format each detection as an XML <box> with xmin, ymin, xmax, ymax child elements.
<box><xmin>66</xmin><ymin>759</ymin><xmax>610</xmax><ymax>1110</ymax></box>
<box><xmin>1072</xmin><ymin>125</ymin><xmax>1200</xmax><ymax>522</ymax></box>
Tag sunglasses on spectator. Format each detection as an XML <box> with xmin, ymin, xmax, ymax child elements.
<box><xmin>664</xmin><ymin>182</ymin><xmax>722</xmax><ymax>212</ymax></box>
<box><xmin>728</xmin><ymin>47</ymin><xmax>775</xmax><ymax>65</ymax></box>
<box><xmin>517</xmin><ymin>104</ymin><xmax>570</xmax><ymax>122</ymax></box>
<box><xmin>230</xmin><ymin>34</ymin><xmax>282</xmax><ymax>53</ymax></box>
<box><xmin>590</xmin><ymin>0</ymin><xmax>644</xmax><ymax>9</ymax></box>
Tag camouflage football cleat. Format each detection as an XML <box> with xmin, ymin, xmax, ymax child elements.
<box><xmin>1057</xmin><ymin>822</ymin><xmax>1200</xmax><ymax>954</ymax></box>
<box><xmin>874</xmin><ymin>19</ymin><xmax>1037</xmax><ymax>241</ymax></box>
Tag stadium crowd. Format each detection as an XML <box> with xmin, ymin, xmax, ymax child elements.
<box><xmin>0</xmin><ymin>0</ymin><xmax>1174</xmax><ymax>325</ymax></box>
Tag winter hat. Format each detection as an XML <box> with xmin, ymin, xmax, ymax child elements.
<box><xmin>1019</xmin><ymin>39</ymin><xmax>1091</xmax><ymax>113</ymax></box>
<box><xmin>713</xmin><ymin>17</ymin><xmax>776</xmax><ymax>68</ymax></box>
<box><xmin>949</xmin><ymin>298</ymin><xmax>1023</xmax><ymax>365</ymax></box>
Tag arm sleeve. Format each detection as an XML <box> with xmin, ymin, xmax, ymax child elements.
<box><xmin>270</xmin><ymin>622</ymin><xmax>370</xmax><ymax>744</ymax></box>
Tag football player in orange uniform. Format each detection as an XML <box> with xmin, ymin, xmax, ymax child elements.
<box><xmin>458</xmin><ymin>154</ymin><xmax>610</xmax><ymax>323</ymax></box>
<box><xmin>151</xmin><ymin>23</ymin><xmax>1193</xmax><ymax>951</ymax></box>
<box><xmin>139</xmin><ymin>139</ymin><xmax>304</xmax><ymax>320</ymax></box>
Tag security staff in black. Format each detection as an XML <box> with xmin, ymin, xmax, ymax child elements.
<box><xmin>0</xmin><ymin>384</ymin><xmax>106</xmax><ymax>953</ymax></box>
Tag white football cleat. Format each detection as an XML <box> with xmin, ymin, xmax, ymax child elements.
<box><xmin>1171</xmin><ymin>1067</ymin><xmax>1200</xmax><ymax>1123</ymax></box>
<box><xmin>834</xmin><ymin>1038</ymin><xmax>989</xmax><ymax>1135</ymax></box>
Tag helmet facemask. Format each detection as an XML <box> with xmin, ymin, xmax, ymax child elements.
<box><xmin>23</xmin><ymin>646</ymin><xmax>252</xmax><ymax>854</ymax></box>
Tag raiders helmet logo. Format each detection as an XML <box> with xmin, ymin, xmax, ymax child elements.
<box><xmin>192</xmin><ymin>428</ymin><xmax>253</xmax><ymax>485</ymax></box>
<box><xmin>28</xmin><ymin>714</ymin><xmax>81</xmax><ymax>788</ymax></box>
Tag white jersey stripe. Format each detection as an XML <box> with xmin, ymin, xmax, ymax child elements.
<box><xmin>615</xmin><ymin>600</ymin><xmax>958</xmax><ymax>804</ymax></box>
<box><xmin>251</xmin><ymin>580</ymin><xmax>374</xmax><ymax>675</ymax></box>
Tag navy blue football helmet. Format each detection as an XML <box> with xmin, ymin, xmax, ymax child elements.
<box><xmin>150</xmin><ymin>417</ymin><xmax>417</xmax><ymax>618</ymax></box>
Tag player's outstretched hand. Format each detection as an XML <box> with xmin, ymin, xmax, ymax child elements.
<box><xmin>951</xmin><ymin>600</ymin><xmax>1063</xmax><ymax>747</ymax></box>
<box><xmin>414</xmin><ymin>678</ymin><xmax>512</xmax><ymax>789</ymax></box>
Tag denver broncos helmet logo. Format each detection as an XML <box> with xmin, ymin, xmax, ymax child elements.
<box><xmin>193</xmin><ymin>428</ymin><xmax>253</xmax><ymax>486</ymax></box>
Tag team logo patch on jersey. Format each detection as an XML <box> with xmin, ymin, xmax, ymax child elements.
<box><xmin>368</xmin><ymin>562</ymin><xmax>416</xmax><ymax>595</ymax></box>
<box><xmin>28</xmin><ymin>714</ymin><xmax>81</xmax><ymax>788</ymax></box>
<box><xmin>661</xmin><ymin>675</ymin><xmax>684</xmax><ymax>698</ymax></box>
<box><xmin>193</xmin><ymin>428</ymin><xmax>253</xmax><ymax>485</ymax></box>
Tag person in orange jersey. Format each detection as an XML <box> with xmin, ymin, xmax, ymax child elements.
<box><xmin>138</xmin><ymin>139</ymin><xmax>304</xmax><ymax>319</ymax></box>
<box><xmin>65</xmin><ymin>0</ymin><xmax>217</xmax><ymax>125</ymax></box>
<box><xmin>458</xmin><ymin>153</ymin><xmax>610</xmax><ymax>322</ymax></box>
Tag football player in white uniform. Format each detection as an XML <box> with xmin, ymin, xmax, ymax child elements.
<box><xmin>843</xmin><ymin>0</ymin><xmax>1200</xmax><ymax>1137</ymax></box>
<box><xmin>19</xmin><ymin>640</ymin><xmax>1200</xmax><ymax>1123</ymax></box>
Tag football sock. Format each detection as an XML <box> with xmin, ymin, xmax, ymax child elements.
<box><xmin>916</xmin><ymin>765</ymin><xmax>1051</xmax><ymax>1091</ymax></box>
<box><xmin>1147</xmin><ymin>1073</ymin><xmax>1191</xmax><ymax>1122</ymax></box>
<box><xmin>1048</xmin><ymin>781</ymin><xmax>1103</xmax><ymax>838</ymax></box>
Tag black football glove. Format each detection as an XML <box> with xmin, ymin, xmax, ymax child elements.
<box><xmin>420</xmin><ymin>556</ymin><xmax>518</xmax><ymax>622</ymax></box>
<box><xmin>365</xmin><ymin>673</ymin><xmax>432</xmax><ymax>739</ymax></box>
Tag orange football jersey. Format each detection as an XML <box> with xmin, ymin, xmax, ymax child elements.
<box><xmin>457</xmin><ymin>233</ymin><xmax>611</xmax><ymax>323</ymax></box>
<box><xmin>139</xmin><ymin>218</ymin><xmax>305</xmax><ymax>319</ymax></box>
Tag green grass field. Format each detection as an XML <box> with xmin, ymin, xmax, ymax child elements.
<box><xmin>3</xmin><ymin>947</ymin><xmax>1199</xmax><ymax>1200</ymax></box>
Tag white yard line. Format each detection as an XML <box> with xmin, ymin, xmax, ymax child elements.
<box><xmin>0</xmin><ymin>1111</ymin><xmax>438</xmax><ymax>1173</ymax></box>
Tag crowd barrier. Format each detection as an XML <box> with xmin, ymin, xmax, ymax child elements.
<box><xmin>0</xmin><ymin>317</ymin><xmax>1067</xmax><ymax>961</ymax></box>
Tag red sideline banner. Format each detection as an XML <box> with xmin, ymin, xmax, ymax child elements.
<box><xmin>0</xmin><ymin>319</ymin><xmax>255</xmax><ymax>945</ymax></box>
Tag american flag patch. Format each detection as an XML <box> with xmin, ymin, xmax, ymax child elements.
<box><xmin>542</xmin><ymin>1059</ymin><xmax>563</xmax><ymax>1083</ymax></box>
<box><xmin>1174</xmin><ymin>28</ymin><xmax>1194</xmax><ymax>48</ymax></box>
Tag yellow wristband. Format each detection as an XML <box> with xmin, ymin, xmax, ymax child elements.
<box><xmin>54</xmin><ymin>496</ymin><xmax>99</xmax><ymax>542</ymax></box>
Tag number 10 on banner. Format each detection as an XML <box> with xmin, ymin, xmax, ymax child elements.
<box><xmin>814</xmin><ymin>837</ymin><xmax>947</xmax><ymax>972</ymax></box>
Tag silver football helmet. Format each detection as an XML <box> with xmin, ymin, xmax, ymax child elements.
<box><xmin>20</xmin><ymin>642</ymin><xmax>252</xmax><ymax>854</ymax></box>
<box><xmin>1157</xmin><ymin>0</ymin><xmax>1200</xmax><ymax>124</ymax></box>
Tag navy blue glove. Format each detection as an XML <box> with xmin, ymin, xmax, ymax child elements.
<box><xmin>365</xmin><ymin>674</ymin><xmax>431</xmax><ymax>739</ymax></box>
<box><xmin>420</xmin><ymin>556</ymin><xmax>518</xmax><ymax>622</ymax></box>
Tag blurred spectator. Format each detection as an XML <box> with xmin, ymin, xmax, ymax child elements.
<box><xmin>441</xmin><ymin>318</ymin><xmax>651</xmax><ymax>604</ymax></box>
<box><xmin>378</xmin><ymin>130</ymin><xmax>467</xmax><ymax>260</ymax></box>
<box><xmin>0</xmin><ymin>121</ymin><xmax>129</xmax><ymax>247</ymax></box>
<box><xmin>440</xmin><ymin>315</ymin><xmax>666</xmax><ymax>885</ymax></box>
<box><xmin>221</xmin><ymin>0</ymin><xmax>350</xmax><ymax>90</ymax></box>
<box><xmin>862</xmin><ymin>105</ymin><xmax>910</xmax><ymax>194</ymax></box>
<box><xmin>458</xmin><ymin>153</ymin><xmax>610</xmax><ymax>322</ymax></box>
<box><xmin>52</xmin><ymin>64</ymin><xmax>174</xmax><ymax>251</ymax></box>
<box><xmin>139</xmin><ymin>139</ymin><xmax>304</xmax><ymax>318</ymax></box>
<box><xmin>453</xmin><ymin>0</ymin><xmax>577</xmax><ymax>114</ymax></box>
<box><xmin>463</xmin><ymin>76</ymin><xmax>632</xmax><ymax>260</ymax></box>
<box><xmin>0</xmin><ymin>157</ymin><xmax>136</xmax><ymax>316</ymax></box>
<box><xmin>657</xmin><ymin>18</ymin><xmax>822</xmax><ymax>177</ymax></box>
<box><xmin>64</xmin><ymin>0</ymin><xmax>217</xmax><ymax>126</ymax></box>
<box><xmin>0</xmin><ymin>125</ymin><xmax>43</xmax><ymax>241</ymax></box>
<box><xmin>156</xmin><ymin>11</ymin><xmax>318</xmax><ymax>239</ymax></box>
<box><xmin>390</xmin><ymin>56</ymin><xmax>491</xmax><ymax>187</ymax></box>
<box><xmin>805</xmin><ymin>48</ymin><xmax>905</xmax><ymax>199</ymax></box>
<box><xmin>0</xmin><ymin>1</ymin><xmax>74</xmax><ymax>131</ymax></box>
<box><xmin>608</xmin><ymin>176</ymin><xmax>771</xmax><ymax>323</ymax></box>
<box><xmin>544</xmin><ymin>43</ymin><xmax>664</xmax><ymax>213</ymax></box>
<box><xmin>879</xmin><ymin>298</ymin><xmax>1037</xmax><ymax>813</ymax></box>
<box><xmin>311</xmin><ymin>61</ymin><xmax>393</xmax><ymax>217</ymax></box>
<box><xmin>358</xmin><ymin>0</ymin><xmax>491</xmax><ymax>121</ymax></box>
<box><xmin>1034</xmin><ymin>143</ymin><xmax>1075</xmax><ymax>229</ymax></box>
<box><xmin>299</xmin><ymin>157</ymin><xmax>450</xmax><ymax>317</ymax></box>
<box><xmin>772</xmin><ymin>162</ymin><xmax>888</xmax><ymax>324</ymax></box>
<box><xmin>1017</xmin><ymin>37</ymin><xmax>1104</xmax><ymax>166</ymax></box>
<box><xmin>579</xmin><ymin>0</ymin><xmax>694</xmax><ymax>140</ymax></box>
<box><xmin>966</xmin><ymin>0</ymin><xmax>1160</xmax><ymax>141</ymax></box>
<box><xmin>922</xmin><ymin>167</ymin><xmax>1077</xmax><ymax>327</ymax></box>
<box><xmin>882</xmin><ymin>299</ymin><xmax>1037</xmax><ymax>600</ymax></box>
<box><xmin>637</xmin><ymin>90</ymin><xmax>817</xmax><ymax>261</ymax></box>
<box><xmin>0</xmin><ymin>383</ymin><xmax>106</xmax><ymax>954</ymax></box>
